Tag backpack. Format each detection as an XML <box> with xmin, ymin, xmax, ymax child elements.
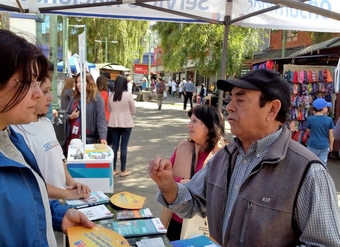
<box><xmin>158</xmin><ymin>83</ymin><xmax>164</xmax><ymax>93</ymax></box>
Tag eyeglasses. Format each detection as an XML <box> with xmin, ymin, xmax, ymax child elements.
<box><xmin>12</xmin><ymin>78</ymin><xmax>41</xmax><ymax>89</ymax></box>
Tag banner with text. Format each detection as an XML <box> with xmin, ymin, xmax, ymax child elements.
<box><xmin>2</xmin><ymin>0</ymin><xmax>340</xmax><ymax>32</ymax></box>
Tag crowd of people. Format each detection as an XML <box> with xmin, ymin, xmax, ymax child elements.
<box><xmin>1</xmin><ymin>28</ymin><xmax>340</xmax><ymax>246</ymax></box>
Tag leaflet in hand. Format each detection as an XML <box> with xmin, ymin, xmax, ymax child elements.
<box><xmin>101</xmin><ymin>218</ymin><xmax>167</xmax><ymax>238</ymax></box>
<box><xmin>77</xmin><ymin>204</ymin><xmax>113</xmax><ymax>221</ymax></box>
<box><xmin>67</xmin><ymin>225</ymin><xmax>130</xmax><ymax>247</ymax></box>
<box><xmin>170</xmin><ymin>235</ymin><xmax>221</xmax><ymax>247</ymax></box>
<box><xmin>64</xmin><ymin>191</ymin><xmax>110</xmax><ymax>208</ymax></box>
<box><xmin>116</xmin><ymin>208</ymin><xmax>153</xmax><ymax>220</ymax></box>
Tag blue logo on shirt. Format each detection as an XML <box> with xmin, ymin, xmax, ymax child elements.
<box><xmin>43</xmin><ymin>140</ymin><xmax>59</xmax><ymax>152</ymax></box>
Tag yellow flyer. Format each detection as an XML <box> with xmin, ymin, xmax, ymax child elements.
<box><xmin>110</xmin><ymin>191</ymin><xmax>146</xmax><ymax>209</ymax></box>
<box><xmin>67</xmin><ymin>225</ymin><xmax>130</xmax><ymax>247</ymax></box>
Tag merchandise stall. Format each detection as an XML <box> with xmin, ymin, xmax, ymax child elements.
<box><xmin>283</xmin><ymin>64</ymin><xmax>335</xmax><ymax>146</ymax></box>
<box><xmin>252</xmin><ymin>56</ymin><xmax>339</xmax><ymax>153</ymax></box>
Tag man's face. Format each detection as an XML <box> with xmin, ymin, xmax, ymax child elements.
<box><xmin>226</xmin><ymin>87</ymin><xmax>271</xmax><ymax>144</ymax></box>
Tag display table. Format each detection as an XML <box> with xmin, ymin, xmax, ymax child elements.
<box><xmin>67</xmin><ymin>144</ymin><xmax>114</xmax><ymax>193</ymax></box>
<box><xmin>66</xmin><ymin>194</ymin><xmax>172</xmax><ymax>247</ymax></box>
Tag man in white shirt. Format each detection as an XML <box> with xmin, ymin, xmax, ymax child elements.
<box><xmin>127</xmin><ymin>76</ymin><xmax>133</xmax><ymax>94</ymax></box>
<box><xmin>167</xmin><ymin>80</ymin><xmax>173</xmax><ymax>96</ymax></box>
<box><xmin>171</xmin><ymin>80</ymin><xmax>177</xmax><ymax>97</ymax></box>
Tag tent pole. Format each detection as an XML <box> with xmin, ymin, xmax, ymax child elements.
<box><xmin>62</xmin><ymin>16</ymin><xmax>69</xmax><ymax>73</ymax></box>
<box><xmin>50</xmin><ymin>14</ymin><xmax>59</xmax><ymax>110</ymax></box>
<box><xmin>217</xmin><ymin>0</ymin><xmax>232</xmax><ymax>113</ymax></box>
<box><xmin>282</xmin><ymin>30</ymin><xmax>287</xmax><ymax>58</ymax></box>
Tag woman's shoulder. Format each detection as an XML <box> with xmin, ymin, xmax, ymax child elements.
<box><xmin>123</xmin><ymin>91</ymin><xmax>135</xmax><ymax>99</ymax></box>
<box><xmin>177</xmin><ymin>140</ymin><xmax>194</xmax><ymax>148</ymax></box>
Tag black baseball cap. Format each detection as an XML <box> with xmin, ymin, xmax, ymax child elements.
<box><xmin>217</xmin><ymin>69</ymin><xmax>291</xmax><ymax>112</ymax></box>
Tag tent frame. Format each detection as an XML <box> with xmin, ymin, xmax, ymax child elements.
<box><xmin>2</xmin><ymin>0</ymin><xmax>340</xmax><ymax>111</ymax></box>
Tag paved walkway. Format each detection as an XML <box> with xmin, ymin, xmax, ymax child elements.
<box><xmin>114</xmin><ymin>96</ymin><xmax>340</xmax><ymax>217</ymax></box>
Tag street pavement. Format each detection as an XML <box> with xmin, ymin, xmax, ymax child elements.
<box><xmin>114</xmin><ymin>94</ymin><xmax>340</xmax><ymax>218</ymax></box>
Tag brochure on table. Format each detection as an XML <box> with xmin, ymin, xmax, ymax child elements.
<box><xmin>170</xmin><ymin>235</ymin><xmax>221</xmax><ymax>247</ymax></box>
<box><xmin>65</xmin><ymin>191</ymin><xmax>110</xmax><ymax>208</ymax></box>
<box><xmin>101</xmin><ymin>218</ymin><xmax>167</xmax><ymax>238</ymax></box>
<box><xmin>67</xmin><ymin>143</ymin><xmax>114</xmax><ymax>193</ymax></box>
<box><xmin>78</xmin><ymin>204</ymin><xmax>114</xmax><ymax>221</ymax></box>
<box><xmin>116</xmin><ymin>208</ymin><xmax>153</xmax><ymax>220</ymax></box>
<box><xmin>67</xmin><ymin>225</ymin><xmax>130</xmax><ymax>247</ymax></box>
<box><xmin>110</xmin><ymin>191</ymin><xmax>146</xmax><ymax>209</ymax></box>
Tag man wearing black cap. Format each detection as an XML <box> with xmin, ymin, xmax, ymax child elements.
<box><xmin>149</xmin><ymin>69</ymin><xmax>340</xmax><ymax>246</ymax></box>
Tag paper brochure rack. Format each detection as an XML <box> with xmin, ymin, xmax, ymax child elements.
<box><xmin>67</xmin><ymin>144</ymin><xmax>114</xmax><ymax>193</ymax></box>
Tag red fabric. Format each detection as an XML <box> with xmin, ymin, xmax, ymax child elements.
<box><xmin>66</xmin><ymin>101</ymin><xmax>81</xmax><ymax>147</ymax></box>
<box><xmin>100</xmin><ymin>91</ymin><xmax>109</xmax><ymax>121</ymax></box>
<box><xmin>302</xmin><ymin>131</ymin><xmax>309</xmax><ymax>145</ymax></box>
<box><xmin>307</xmin><ymin>71</ymin><xmax>312</xmax><ymax>83</ymax></box>
<box><xmin>265</xmin><ymin>60</ymin><xmax>274</xmax><ymax>70</ymax></box>
<box><xmin>170</xmin><ymin>148</ymin><xmax>209</xmax><ymax>223</ymax></box>
<box><xmin>293</xmin><ymin>71</ymin><xmax>299</xmax><ymax>84</ymax></box>
<box><xmin>324</xmin><ymin>70</ymin><xmax>333</xmax><ymax>83</ymax></box>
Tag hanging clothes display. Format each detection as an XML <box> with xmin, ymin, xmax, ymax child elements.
<box><xmin>283</xmin><ymin>64</ymin><xmax>335</xmax><ymax>146</ymax></box>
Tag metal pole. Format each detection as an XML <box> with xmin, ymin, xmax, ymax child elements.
<box><xmin>282</xmin><ymin>30</ymin><xmax>287</xmax><ymax>58</ymax></box>
<box><xmin>84</xmin><ymin>25</ymin><xmax>87</xmax><ymax>61</ymax></box>
<box><xmin>62</xmin><ymin>16</ymin><xmax>68</xmax><ymax>73</ymax></box>
<box><xmin>50</xmin><ymin>14</ymin><xmax>59</xmax><ymax>110</ymax></box>
<box><xmin>105</xmin><ymin>36</ymin><xmax>108</xmax><ymax>63</ymax></box>
<box><xmin>148</xmin><ymin>33</ymin><xmax>151</xmax><ymax>89</ymax></box>
<box><xmin>81</xmin><ymin>25</ymin><xmax>87</xmax><ymax>152</ymax></box>
<box><xmin>217</xmin><ymin>0</ymin><xmax>232</xmax><ymax>113</ymax></box>
<box><xmin>185</xmin><ymin>58</ymin><xmax>187</xmax><ymax>80</ymax></box>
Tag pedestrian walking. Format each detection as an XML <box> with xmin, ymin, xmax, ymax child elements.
<box><xmin>182</xmin><ymin>78</ymin><xmax>195</xmax><ymax>110</ymax></box>
<box><xmin>156</xmin><ymin>79</ymin><xmax>165</xmax><ymax>110</ymax></box>
<box><xmin>306</xmin><ymin>98</ymin><xmax>334</xmax><ymax>165</ymax></box>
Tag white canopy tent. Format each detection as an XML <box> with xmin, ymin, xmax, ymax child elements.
<box><xmin>0</xmin><ymin>0</ymin><xmax>340</xmax><ymax>31</ymax></box>
<box><xmin>1</xmin><ymin>0</ymin><xmax>340</xmax><ymax>112</ymax></box>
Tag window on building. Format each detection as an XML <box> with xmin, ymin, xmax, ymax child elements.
<box><xmin>287</xmin><ymin>30</ymin><xmax>298</xmax><ymax>42</ymax></box>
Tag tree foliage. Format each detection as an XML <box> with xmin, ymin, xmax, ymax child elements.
<box><xmin>310</xmin><ymin>32</ymin><xmax>335</xmax><ymax>44</ymax></box>
<box><xmin>66</xmin><ymin>17</ymin><xmax>149</xmax><ymax>68</ymax></box>
<box><xmin>152</xmin><ymin>22</ymin><xmax>266</xmax><ymax>77</ymax></box>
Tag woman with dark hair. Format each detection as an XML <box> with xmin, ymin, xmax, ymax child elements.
<box><xmin>12</xmin><ymin>73</ymin><xmax>90</xmax><ymax>200</ymax></box>
<box><xmin>0</xmin><ymin>29</ymin><xmax>93</xmax><ymax>245</ymax></box>
<box><xmin>96</xmin><ymin>75</ymin><xmax>109</xmax><ymax>122</ymax></box>
<box><xmin>160</xmin><ymin>105</ymin><xmax>227</xmax><ymax>241</ymax></box>
<box><xmin>108</xmin><ymin>75</ymin><xmax>136</xmax><ymax>177</ymax></box>
<box><xmin>61</xmin><ymin>77</ymin><xmax>75</xmax><ymax>111</ymax></box>
<box><xmin>65</xmin><ymin>72</ymin><xmax>107</xmax><ymax>146</ymax></box>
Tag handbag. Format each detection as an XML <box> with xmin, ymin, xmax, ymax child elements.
<box><xmin>179</xmin><ymin>147</ymin><xmax>210</xmax><ymax>239</ymax></box>
<box><xmin>160</xmin><ymin>207</ymin><xmax>173</xmax><ymax>229</ymax></box>
<box><xmin>180</xmin><ymin>214</ymin><xmax>209</xmax><ymax>239</ymax></box>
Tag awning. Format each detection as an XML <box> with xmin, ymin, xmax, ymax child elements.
<box><xmin>289</xmin><ymin>36</ymin><xmax>340</xmax><ymax>57</ymax></box>
<box><xmin>244</xmin><ymin>47</ymin><xmax>302</xmax><ymax>65</ymax></box>
<box><xmin>96</xmin><ymin>63</ymin><xmax>130</xmax><ymax>71</ymax></box>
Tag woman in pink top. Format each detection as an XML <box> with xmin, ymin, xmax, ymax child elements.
<box><xmin>160</xmin><ymin>105</ymin><xmax>227</xmax><ymax>241</ymax></box>
<box><xmin>108</xmin><ymin>75</ymin><xmax>136</xmax><ymax>177</ymax></box>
